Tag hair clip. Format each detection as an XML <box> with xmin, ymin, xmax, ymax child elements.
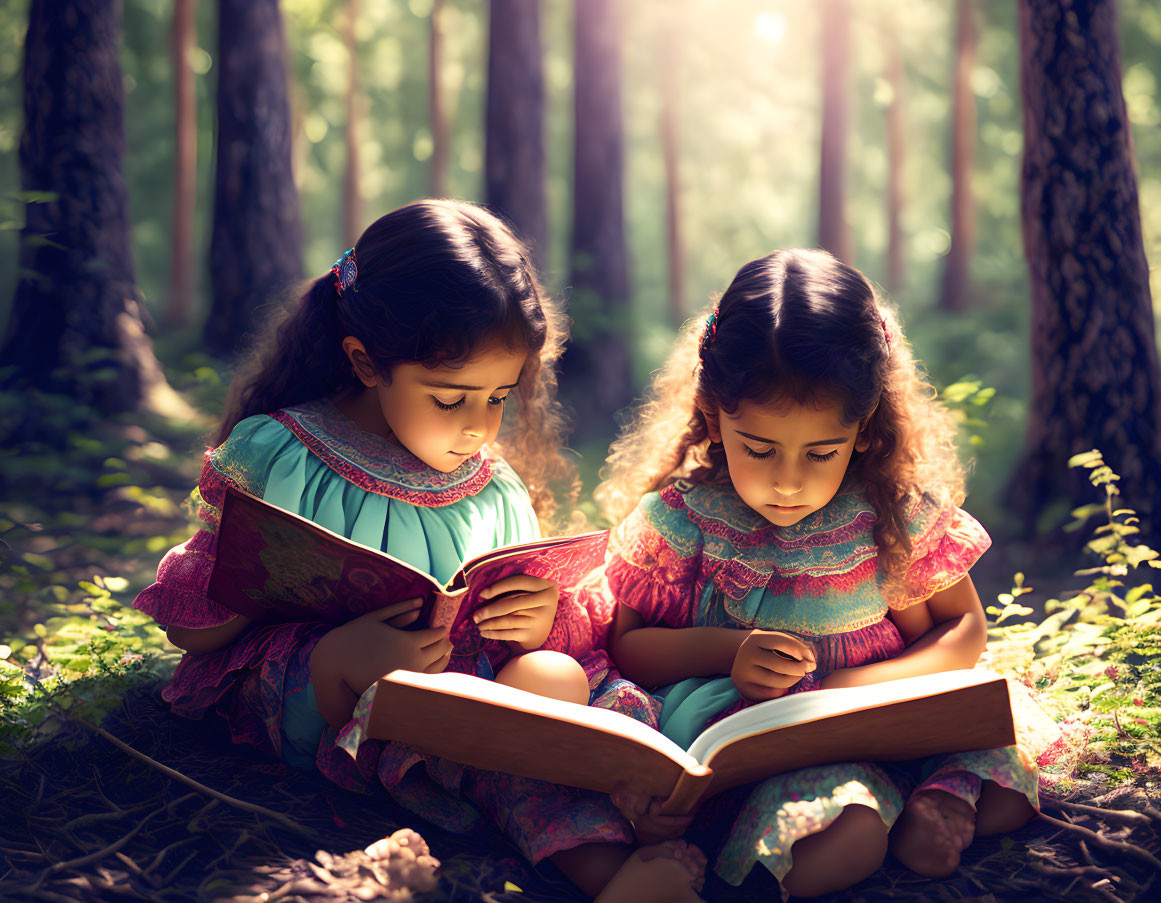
<box><xmin>700</xmin><ymin>308</ymin><xmax>720</xmax><ymax>354</ymax></box>
<box><xmin>331</xmin><ymin>247</ymin><xmax>358</xmax><ymax>296</ymax></box>
<box><xmin>880</xmin><ymin>315</ymin><xmax>893</xmax><ymax>353</ymax></box>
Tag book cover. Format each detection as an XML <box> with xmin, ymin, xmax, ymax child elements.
<box><xmin>367</xmin><ymin>668</ymin><xmax>1016</xmax><ymax>815</ymax></box>
<box><xmin>207</xmin><ymin>485</ymin><xmax>609</xmax><ymax>629</ymax></box>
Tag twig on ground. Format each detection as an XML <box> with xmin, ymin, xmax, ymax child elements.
<box><xmin>85</xmin><ymin>720</ymin><xmax>315</xmax><ymax>838</ymax></box>
<box><xmin>1038</xmin><ymin>813</ymin><xmax>1161</xmax><ymax>872</ymax></box>
<box><xmin>1043</xmin><ymin>798</ymin><xmax>1160</xmax><ymax>827</ymax></box>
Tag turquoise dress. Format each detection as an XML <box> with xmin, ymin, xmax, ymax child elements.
<box><xmin>134</xmin><ymin>399</ymin><xmax>654</xmax><ymax>863</ymax></box>
<box><xmin>604</xmin><ymin>478</ymin><xmax>1045</xmax><ymax>887</ymax></box>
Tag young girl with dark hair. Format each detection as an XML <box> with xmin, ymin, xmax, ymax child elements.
<box><xmin>595</xmin><ymin>248</ymin><xmax>1052</xmax><ymax>897</ymax></box>
<box><xmin>134</xmin><ymin>199</ymin><xmax>705</xmax><ymax>902</ymax></box>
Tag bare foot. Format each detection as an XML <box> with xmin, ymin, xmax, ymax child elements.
<box><xmin>594</xmin><ymin>840</ymin><xmax>706</xmax><ymax>903</ymax></box>
<box><xmin>889</xmin><ymin>789</ymin><xmax>976</xmax><ymax>877</ymax></box>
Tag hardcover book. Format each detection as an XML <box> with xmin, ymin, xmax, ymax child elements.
<box><xmin>367</xmin><ymin>668</ymin><xmax>1016</xmax><ymax>815</ymax></box>
<box><xmin>207</xmin><ymin>485</ymin><xmax>610</xmax><ymax>629</ymax></box>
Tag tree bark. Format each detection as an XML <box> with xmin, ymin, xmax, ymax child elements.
<box><xmin>342</xmin><ymin>0</ymin><xmax>362</xmax><ymax>249</ymax></box>
<box><xmin>1009</xmin><ymin>0</ymin><xmax>1161</xmax><ymax>545</ymax></box>
<box><xmin>939</xmin><ymin>0</ymin><xmax>978</xmax><ymax>312</ymax></box>
<box><xmin>882</xmin><ymin>8</ymin><xmax>906</xmax><ymax>295</ymax></box>
<box><xmin>0</xmin><ymin>0</ymin><xmax>177</xmax><ymax>422</ymax></box>
<box><xmin>560</xmin><ymin>0</ymin><xmax>631</xmax><ymax>445</ymax></box>
<box><xmin>206</xmin><ymin>0</ymin><xmax>302</xmax><ymax>358</ymax></box>
<box><xmin>817</xmin><ymin>0</ymin><xmax>852</xmax><ymax>264</ymax></box>
<box><xmin>429</xmin><ymin>0</ymin><xmax>449</xmax><ymax>199</ymax></box>
<box><xmin>659</xmin><ymin>5</ymin><xmax>685</xmax><ymax>326</ymax></box>
<box><xmin>484</xmin><ymin>0</ymin><xmax>547</xmax><ymax>267</ymax></box>
<box><xmin>165</xmin><ymin>0</ymin><xmax>198</xmax><ymax>329</ymax></box>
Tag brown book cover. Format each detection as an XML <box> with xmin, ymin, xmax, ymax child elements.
<box><xmin>207</xmin><ymin>485</ymin><xmax>609</xmax><ymax>628</ymax></box>
<box><xmin>368</xmin><ymin>668</ymin><xmax>1016</xmax><ymax>815</ymax></box>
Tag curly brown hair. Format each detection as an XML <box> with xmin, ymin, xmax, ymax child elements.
<box><xmin>215</xmin><ymin>199</ymin><xmax>578</xmax><ymax>532</ymax></box>
<box><xmin>596</xmin><ymin>248</ymin><xmax>966</xmax><ymax>582</ymax></box>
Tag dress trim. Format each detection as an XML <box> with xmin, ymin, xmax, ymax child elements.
<box><xmin>269</xmin><ymin>400</ymin><xmax>494</xmax><ymax>507</ymax></box>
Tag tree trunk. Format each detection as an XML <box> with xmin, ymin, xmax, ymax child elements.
<box><xmin>165</xmin><ymin>0</ymin><xmax>197</xmax><ymax>329</ymax></box>
<box><xmin>1009</xmin><ymin>0</ymin><xmax>1161</xmax><ymax>546</ymax></box>
<box><xmin>882</xmin><ymin>8</ymin><xmax>906</xmax><ymax>295</ymax></box>
<box><xmin>817</xmin><ymin>0</ymin><xmax>852</xmax><ymax>264</ymax></box>
<box><xmin>560</xmin><ymin>0</ymin><xmax>631</xmax><ymax>445</ymax></box>
<box><xmin>1</xmin><ymin>0</ymin><xmax>182</xmax><ymax>424</ymax></box>
<box><xmin>659</xmin><ymin>5</ymin><xmax>685</xmax><ymax>326</ymax></box>
<box><xmin>206</xmin><ymin>0</ymin><xmax>301</xmax><ymax>358</ymax></box>
<box><xmin>484</xmin><ymin>0</ymin><xmax>546</xmax><ymax>267</ymax></box>
<box><xmin>342</xmin><ymin>0</ymin><xmax>361</xmax><ymax>249</ymax></box>
<box><xmin>429</xmin><ymin>0</ymin><xmax>449</xmax><ymax>199</ymax></box>
<box><xmin>939</xmin><ymin>0</ymin><xmax>978</xmax><ymax>312</ymax></box>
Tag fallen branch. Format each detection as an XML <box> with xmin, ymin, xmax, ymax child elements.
<box><xmin>1038</xmin><ymin>813</ymin><xmax>1161</xmax><ymax>873</ymax></box>
<box><xmin>1043</xmin><ymin>798</ymin><xmax>1159</xmax><ymax>828</ymax></box>
<box><xmin>84</xmin><ymin>720</ymin><xmax>314</xmax><ymax>838</ymax></box>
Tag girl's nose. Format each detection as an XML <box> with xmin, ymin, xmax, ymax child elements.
<box><xmin>462</xmin><ymin>409</ymin><xmax>487</xmax><ymax>439</ymax></box>
<box><xmin>772</xmin><ymin>464</ymin><xmax>803</xmax><ymax>495</ymax></box>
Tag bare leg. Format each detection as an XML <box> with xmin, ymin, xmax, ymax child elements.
<box><xmin>594</xmin><ymin>841</ymin><xmax>706</xmax><ymax>903</ymax></box>
<box><xmin>974</xmin><ymin>779</ymin><xmax>1036</xmax><ymax>836</ymax></box>
<box><xmin>889</xmin><ymin>789</ymin><xmax>976</xmax><ymax>877</ymax></box>
<box><xmin>550</xmin><ymin>842</ymin><xmax>634</xmax><ymax>898</ymax></box>
<box><xmin>495</xmin><ymin>650</ymin><xmax>590</xmax><ymax>705</ymax></box>
<box><xmin>781</xmin><ymin>804</ymin><xmax>888</xmax><ymax>898</ymax></box>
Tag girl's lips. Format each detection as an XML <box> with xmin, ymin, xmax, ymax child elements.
<box><xmin>769</xmin><ymin>504</ymin><xmax>806</xmax><ymax>510</ymax></box>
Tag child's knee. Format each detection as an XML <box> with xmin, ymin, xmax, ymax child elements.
<box><xmin>495</xmin><ymin>650</ymin><xmax>590</xmax><ymax>705</ymax></box>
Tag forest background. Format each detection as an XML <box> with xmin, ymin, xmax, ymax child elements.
<box><xmin>1</xmin><ymin>1</ymin><xmax>1160</xmax><ymax>900</ymax></box>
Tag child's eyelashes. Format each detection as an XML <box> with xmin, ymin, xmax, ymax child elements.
<box><xmin>431</xmin><ymin>394</ymin><xmax>509</xmax><ymax>411</ymax></box>
<box><xmin>742</xmin><ymin>446</ymin><xmax>841</xmax><ymax>462</ymax></box>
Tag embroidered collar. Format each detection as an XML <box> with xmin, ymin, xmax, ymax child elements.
<box><xmin>271</xmin><ymin>399</ymin><xmax>494</xmax><ymax>507</ymax></box>
<box><xmin>661</xmin><ymin>480</ymin><xmax>880</xmax><ymax>597</ymax></box>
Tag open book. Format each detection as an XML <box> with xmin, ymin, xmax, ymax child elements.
<box><xmin>207</xmin><ymin>485</ymin><xmax>609</xmax><ymax>628</ymax></box>
<box><xmin>368</xmin><ymin>668</ymin><xmax>1015</xmax><ymax>815</ymax></box>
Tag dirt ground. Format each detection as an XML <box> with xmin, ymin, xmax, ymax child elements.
<box><xmin>0</xmin><ymin>681</ymin><xmax>1157</xmax><ymax>903</ymax></box>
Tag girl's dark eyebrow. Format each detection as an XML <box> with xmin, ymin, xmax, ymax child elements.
<box><xmin>420</xmin><ymin>380</ymin><xmax>519</xmax><ymax>391</ymax></box>
<box><xmin>736</xmin><ymin>430</ymin><xmax>848</xmax><ymax>447</ymax></box>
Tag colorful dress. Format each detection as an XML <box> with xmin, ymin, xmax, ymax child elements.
<box><xmin>134</xmin><ymin>399</ymin><xmax>656</xmax><ymax>864</ymax></box>
<box><xmin>604</xmin><ymin>478</ymin><xmax>1042</xmax><ymax>887</ymax></box>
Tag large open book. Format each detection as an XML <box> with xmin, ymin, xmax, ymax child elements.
<box><xmin>369</xmin><ymin>668</ymin><xmax>1015</xmax><ymax>815</ymax></box>
<box><xmin>207</xmin><ymin>485</ymin><xmax>609</xmax><ymax>628</ymax></box>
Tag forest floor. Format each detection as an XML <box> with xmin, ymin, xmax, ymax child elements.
<box><xmin>1</xmin><ymin>398</ymin><xmax>1159</xmax><ymax>903</ymax></box>
<box><xmin>0</xmin><ymin>680</ymin><xmax>1158</xmax><ymax>903</ymax></box>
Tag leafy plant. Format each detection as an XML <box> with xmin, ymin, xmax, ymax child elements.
<box><xmin>987</xmin><ymin>450</ymin><xmax>1161</xmax><ymax>788</ymax></box>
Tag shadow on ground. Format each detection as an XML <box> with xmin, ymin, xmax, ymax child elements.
<box><xmin>1</xmin><ymin>680</ymin><xmax>1157</xmax><ymax>902</ymax></box>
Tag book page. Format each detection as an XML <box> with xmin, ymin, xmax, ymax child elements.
<box><xmin>686</xmin><ymin>668</ymin><xmax>1005</xmax><ymax>764</ymax></box>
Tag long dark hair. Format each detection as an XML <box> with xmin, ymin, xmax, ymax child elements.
<box><xmin>216</xmin><ymin>198</ymin><xmax>576</xmax><ymax>527</ymax></box>
<box><xmin>599</xmin><ymin>248</ymin><xmax>965</xmax><ymax>579</ymax></box>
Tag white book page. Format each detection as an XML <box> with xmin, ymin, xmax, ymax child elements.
<box><xmin>386</xmin><ymin>670</ymin><xmax>702</xmax><ymax>772</ymax></box>
<box><xmin>685</xmin><ymin>668</ymin><xmax>1001</xmax><ymax>765</ymax></box>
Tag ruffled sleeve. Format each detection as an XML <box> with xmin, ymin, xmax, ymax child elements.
<box><xmin>132</xmin><ymin>415</ymin><xmax>301</xmax><ymax>630</ymax></box>
<box><xmin>603</xmin><ymin>488</ymin><xmax>704</xmax><ymax>628</ymax></box>
<box><xmin>886</xmin><ymin>494</ymin><xmax>992</xmax><ymax>611</ymax></box>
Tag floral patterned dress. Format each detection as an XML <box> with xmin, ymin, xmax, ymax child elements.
<box><xmin>604</xmin><ymin>478</ymin><xmax>1043</xmax><ymax>887</ymax></box>
<box><xmin>134</xmin><ymin>399</ymin><xmax>657</xmax><ymax>864</ymax></box>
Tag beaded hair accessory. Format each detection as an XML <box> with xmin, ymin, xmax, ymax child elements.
<box><xmin>331</xmin><ymin>247</ymin><xmax>358</xmax><ymax>296</ymax></box>
<box><xmin>700</xmin><ymin>307</ymin><xmax>720</xmax><ymax>356</ymax></box>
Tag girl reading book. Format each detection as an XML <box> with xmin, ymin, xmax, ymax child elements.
<box><xmin>596</xmin><ymin>248</ymin><xmax>1048</xmax><ymax>897</ymax></box>
<box><xmin>133</xmin><ymin>199</ymin><xmax>703</xmax><ymax>901</ymax></box>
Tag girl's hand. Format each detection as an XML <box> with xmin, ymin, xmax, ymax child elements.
<box><xmin>611</xmin><ymin>781</ymin><xmax>694</xmax><ymax>844</ymax></box>
<box><xmin>730</xmin><ymin>629</ymin><xmax>816</xmax><ymax>701</ymax></box>
<box><xmin>321</xmin><ymin>598</ymin><xmax>453</xmax><ymax>697</ymax></box>
<box><xmin>473</xmin><ymin>575</ymin><xmax>559</xmax><ymax>651</ymax></box>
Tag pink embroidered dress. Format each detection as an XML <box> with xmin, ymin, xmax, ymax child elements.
<box><xmin>604</xmin><ymin>478</ymin><xmax>1043</xmax><ymax>887</ymax></box>
<box><xmin>134</xmin><ymin>399</ymin><xmax>655</xmax><ymax>864</ymax></box>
